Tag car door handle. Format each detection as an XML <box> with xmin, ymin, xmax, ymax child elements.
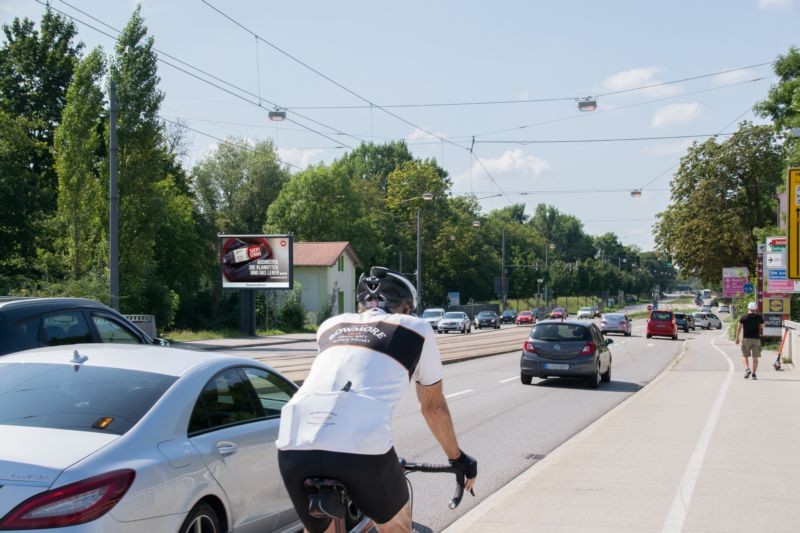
<box><xmin>216</xmin><ymin>441</ymin><xmax>238</xmax><ymax>456</ymax></box>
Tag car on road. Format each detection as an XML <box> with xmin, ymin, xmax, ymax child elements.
<box><xmin>646</xmin><ymin>310</ymin><xmax>678</xmax><ymax>340</ymax></box>
<box><xmin>520</xmin><ymin>319</ymin><xmax>613</xmax><ymax>389</ymax></box>
<box><xmin>0</xmin><ymin>343</ymin><xmax>301</xmax><ymax>532</ymax></box>
<box><xmin>674</xmin><ymin>312</ymin><xmax>696</xmax><ymax>332</ymax></box>
<box><xmin>701</xmin><ymin>304</ymin><xmax>712</xmax><ymax>312</ymax></box>
<box><xmin>421</xmin><ymin>308</ymin><xmax>445</xmax><ymax>329</ymax></box>
<box><xmin>515</xmin><ymin>310</ymin><xmax>535</xmax><ymax>325</ymax></box>
<box><xmin>576</xmin><ymin>307</ymin><xmax>594</xmax><ymax>319</ymax></box>
<box><xmin>718</xmin><ymin>305</ymin><xmax>730</xmax><ymax>313</ymax></box>
<box><xmin>500</xmin><ymin>309</ymin><xmax>517</xmax><ymax>324</ymax></box>
<box><xmin>549</xmin><ymin>307</ymin><xmax>568</xmax><ymax>319</ymax></box>
<box><xmin>474</xmin><ymin>310</ymin><xmax>500</xmax><ymax>329</ymax></box>
<box><xmin>599</xmin><ymin>313</ymin><xmax>632</xmax><ymax>336</ymax></box>
<box><xmin>693</xmin><ymin>311</ymin><xmax>722</xmax><ymax>330</ymax></box>
<box><xmin>438</xmin><ymin>311</ymin><xmax>472</xmax><ymax>333</ymax></box>
<box><xmin>0</xmin><ymin>297</ymin><xmax>167</xmax><ymax>357</ymax></box>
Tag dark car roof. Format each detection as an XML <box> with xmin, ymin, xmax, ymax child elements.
<box><xmin>0</xmin><ymin>297</ymin><xmax>153</xmax><ymax>354</ymax></box>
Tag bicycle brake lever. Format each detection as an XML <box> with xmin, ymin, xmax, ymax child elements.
<box><xmin>449</xmin><ymin>471</ymin><xmax>466</xmax><ymax>509</ymax></box>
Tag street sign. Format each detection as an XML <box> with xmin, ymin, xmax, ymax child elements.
<box><xmin>787</xmin><ymin>168</ymin><xmax>800</xmax><ymax>278</ymax></box>
<box><xmin>743</xmin><ymin>283</ymin><xmax>754</xmax><ymax>294</ymax></box>
<box><xmin>766</xmin><ymin>253</ymin><xmax>785</xmax><ymax>267</ymax></box>
<box><xmin>722</xmin><ymin>267</ymin><xmax>749</xmax><ymax>297</ymax></box>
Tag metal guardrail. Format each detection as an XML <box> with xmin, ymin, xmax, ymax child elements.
<box><xmin>125</xmin><ymin>314</ymin><xmax>157</xmax><ymax>338</ymax></box>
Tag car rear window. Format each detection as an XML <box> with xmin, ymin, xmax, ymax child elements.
<box><xmin>0</xmin><ymin>363</ymin><xmax>176</xmax><ymax>435</ymax></box>
<box><xmin>604</xmin><ymin>314</ymin><xmax>623</xmax><ymax>320</ymax></box>
<box><xmin>651</xmin><ymin>311</ymin><xmax>673</xmax><ymax>321</ymax></box>
<box><xmin>531</xmin><ymin>323</ymin><xmax>590</xmax><ymax>341</ymax></box>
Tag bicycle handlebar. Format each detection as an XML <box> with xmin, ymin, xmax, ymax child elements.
<box><xmin>399</xmin><ymin>459</ymin><xmax>469</xmax><ymax>509</ymax></box>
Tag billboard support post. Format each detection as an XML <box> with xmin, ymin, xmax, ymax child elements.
<box><xmin>240</xmin><ymin>289</ymin><xmax>256</xmax><ymax>336</ymax></box>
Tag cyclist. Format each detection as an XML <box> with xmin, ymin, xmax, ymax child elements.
<box><xmin>277</xmin><ymin>266</ymin><xmax>477</xmax><ymax>532</ymax></box>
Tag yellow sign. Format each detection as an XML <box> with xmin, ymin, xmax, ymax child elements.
<box><xmin>766</xmin><ymin>298</ymin><xmax>790</xmax><ymax>314</ymax></box>
<box><xmin>788</xmin><ymin>168</ymin><xmax>800</xmax><ymax>278</ymax></box>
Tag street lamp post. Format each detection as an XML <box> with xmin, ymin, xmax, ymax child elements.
<box><xmin>537</xmin><ymin>278</ymin><xmax>543</xmax><ymax>306</ymax></box>
<box><xmin>413</xmin><ymin>192</ymin><xmax>434</xmax><ymax>312</ymax></box>
<box><xmin>545</xmin><ymin>243</ymin><xmax>555</xmax><ymax>309</ymax></box>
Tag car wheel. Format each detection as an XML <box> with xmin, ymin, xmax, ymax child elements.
<box><xmin>706</xmin><ymin>324</ymin><xmax>711</xmax><ymax>330</ymax></box>
<box><xmin>601</xmin><ymin>363</ymin><xmax>611</xmax><ymax>383</ymax></box>
<box><xmin>625</xmin><ymin>329</ymin><xmax>631</xmax><ymax>337</ymax></box>
<box><xmin>717</xmin><ymin>323</ymin><xmax>722</xmax><ymax>330</ymax></box>
<box><xmin>672</xmin><ymin>334</ymin><xmax>678</xmax><ymax>340</ymax></box>
<box><xmin>646</xmin><ymin>334</ymin><xmax>652</xmax><ymax>339</ymax></box>
<box><xmin>521</xmin><ymin>373</ymin><xmax>533</xmax><ymax>385</ymax></box>
<box><xmin>180</xmin><ymin>502</ymin><xmax>221</xmax><ymax>533</ymax></box>
<box><xmin>684</xmin><ymin>326</ymin><xmax>689</xmax><ymax>333</ymax></box>
<box><xmin>587</xmin><ymin>364</ymin><xmax>601</xmax><ymax>389</ymax></box>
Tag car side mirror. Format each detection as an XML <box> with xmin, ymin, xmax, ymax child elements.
<box><xmin>605</xmin><ymin>338</ymin><xmax>613</xmax><ymax>345</ymax></box>
<box><xmin>155</xmin><ymin>337</ymin><xmax>170</xmax><ymax>346</ymax></box>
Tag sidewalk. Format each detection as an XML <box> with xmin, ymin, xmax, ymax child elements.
<box><xmin>444</xmin><ymin>338</ymin><xmax>800</xmax><ymax>533</ymax></box>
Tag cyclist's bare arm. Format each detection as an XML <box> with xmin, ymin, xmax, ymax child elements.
<box><xmin>416</xmin><ymin>381</ymin><xmax>476</xmax><ymax>492</ymax></box>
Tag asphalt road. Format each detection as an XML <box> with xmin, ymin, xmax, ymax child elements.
<box><xmin>390</xmin><ymin>318</ymin><xmax>693</xmax><ymax>532</ymax></box>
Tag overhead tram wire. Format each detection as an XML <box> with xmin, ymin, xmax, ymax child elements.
<box><xmin>285</xmin><ymin>61</ymin><xmax>775</xmax><ymax>110</ymax></box>
<box><xmin>637</xmin><ymin>104</ymin><xmax>756</xmax><ymax>192</ymax></box>
<box><xmin>475</xmin><ymin>133</ymin><xmax>735</xmax><ymax>145</ymax></box>
<box><xmin>162</xmin><ymin>116</ymin><xmax>304</xmax><ymax>171</ymax></box>
<box><xmin>47</xmin><ymin>0</ymin><xmax>363</xmax><ymax>151</ymax></box>
<box><xmin>201</xmin><ymin>0</ymin><xmax>514</xmax><ymax>205</ymax></box>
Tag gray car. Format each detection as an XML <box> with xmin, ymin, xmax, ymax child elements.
<box><xmin>520</xmin><ymin>319</ymin><xmax>613</xmax><ymax>389</ymax></box>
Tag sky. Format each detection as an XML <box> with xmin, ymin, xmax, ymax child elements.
<box><xmin>2</xmin><ymin>0</ymin><xmax>798</xmax><ymax>252</ymax></box>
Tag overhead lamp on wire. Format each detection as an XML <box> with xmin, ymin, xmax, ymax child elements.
<box><xmin>268</xmin><ymin>107</ymin><xmax>287</xmax><ymax>121</ymax></box>
<box><xmin>630</xmin><ymin>189</ymin><xmax>642</xmax><ymax>198</ymax></box>
<box><xmin>577</xmin><ymin>97</ymin><xmax>597</xmax><ymax>112</ymax></box>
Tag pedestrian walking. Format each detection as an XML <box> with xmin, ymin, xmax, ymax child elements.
<box><xmin>735</xmin><ymin>301</ymin><xmax>764</xmax><ymax>380</ymax></box>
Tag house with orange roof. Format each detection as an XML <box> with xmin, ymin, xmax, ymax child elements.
<box><xmin>293</xmin><ymin>241</ymin><xmax>363</xmax><ymax>323</ymax></box>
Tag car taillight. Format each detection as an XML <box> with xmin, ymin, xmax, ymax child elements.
<box><xmin>523</xmin><ymin>340</ymin><xmax>537</xmax><ymax>353</ymax></box>
<box><xmin>578</xmin><ymin>342</ymin><xmax>597</xmax><ymax>356</ymax></box>
<box><xmin>0</xmin><ymin>469</ymin><xmax>135</xmax><ymax>529</ymax></box>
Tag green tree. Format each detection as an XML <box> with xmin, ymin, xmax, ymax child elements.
<box><xmin>193</xmin><ymin>138</ymin><xmax>289</xmax><ymax>234</ymax></box>
<box><xmin>654</xmin><ymin>123</ymin><xmax>784</xmax><ymax>283</ymax></box>
<box><xmin>755</xmin><ymin>46</ymin><xmax>800</xmax><ymax>167</ymax></box>
<box><xmin>53</xmin><ymin>47</ymin><xmax>106</xmax><ymax>280</ymax></box>
<box><xmin>335</xmin><ymin>141</ymin><xmax>414</xmax><ymax>193</ymax></box>
<box><xmin>0</xmin><ymin>111</ymin><xmax>48</xmax><ymax>287</ymax></box>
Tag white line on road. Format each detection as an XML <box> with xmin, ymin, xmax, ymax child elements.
<box><xmin>499</xmin><ymin>376</ymin><xmax>518</xmax><ymax>383</ymax></box>
<box><xmin>445</xmin><ymin>389</ymin><xmax>474</xmax><ymax>399</ymax></box>
<box><xmin>662</xmin><ymin>332</ymin><xmax>733</xmax><ymax>533</ymax></box>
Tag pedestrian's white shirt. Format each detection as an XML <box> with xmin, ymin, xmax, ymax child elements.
<box><xmin>276</xmin><ymin>308</ymin><xmax>443</xmax><ymax>454</ymax></box>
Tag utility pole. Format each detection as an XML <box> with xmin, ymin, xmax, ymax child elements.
<box><xmin>501</xmin><ymin>228</ymin><xmax>506</xmax><ymax>310</ymax></box>
<box><xmin>109</xmin><ymin>80</ymin><xmax>119</xmax><ymax>310</ymax></box>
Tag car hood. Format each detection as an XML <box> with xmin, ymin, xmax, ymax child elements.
<box><xmin>0</xmin><ymin>425</ymin><xmax>117</xmax><ymax>485</ymax></box>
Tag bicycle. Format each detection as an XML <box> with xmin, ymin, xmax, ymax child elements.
<box><xmin>303</xmin><ymin>458</ymin><xmax>470</xmax><ymax>532</ymax></box>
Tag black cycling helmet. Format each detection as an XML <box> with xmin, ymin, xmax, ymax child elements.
<box><xmin>357</xmin><ymin>266</ymin><xmax>417</xmax><ymax>312</ymax></box>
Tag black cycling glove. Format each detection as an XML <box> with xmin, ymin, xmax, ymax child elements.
<box><xmin>449</xmin><ymin>449</ymin><xmax>478</xmax><ymax>479</ymax></box>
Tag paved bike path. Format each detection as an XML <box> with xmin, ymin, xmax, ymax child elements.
<box><xmin>443</xmin><ymin>331</ymin><xmax>800</xmax><ymax>532</ymax></box>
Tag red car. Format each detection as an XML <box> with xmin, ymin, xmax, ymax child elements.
<box><xmin>549</xmin><ymin>307</ymin><xmax>567</xmax><ymax>319</ymax></box>
<box><xmin>646</xmin><ymin>310</ymin><xmax>677</xmax><ymax>340</ymax></box>
<box><xmin>515</xmin><ymin>310</ymin><xmax>534</xmax><ymax>325</ymax></box>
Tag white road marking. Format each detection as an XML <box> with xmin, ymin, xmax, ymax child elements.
<box><xmin>646</xmin><ymin>343</ymin><xmax>654</xmax><ymax>347</ymax></box>
<box><xmin>662</xmin><ymin>333</ymin><xmax>733</xmax><ymax>533</ymax></box>
<box><xmin>445</xmin><ymin>389</ymin><xmax>474</xmax><ymax>399</ymax></box>
<box><xmin>499</xmin><ymin>376</ymin><xmax>518</xmax><ymax>383</ymax></box>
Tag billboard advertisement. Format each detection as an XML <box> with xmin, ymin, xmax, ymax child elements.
<box><xmin>220</xmin><ymin>234</ymin><xmax>293</xmax><ymax>289</ymax></box>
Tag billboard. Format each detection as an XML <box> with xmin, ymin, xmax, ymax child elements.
<box><xmin>220</xmin><ymin>234</ymin><xmax>293</xmax><ymax>289</ymax></box>
<box><xmin>721</xmin><ymin>267</ymin><xmax>749</xmax><ymax>298</ymax></box>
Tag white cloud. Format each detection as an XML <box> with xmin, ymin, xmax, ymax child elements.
<box><xmin>644</xmin><ymin>139</ymin><xmax>695</xmax><ymax>156</ymax></box>
<box><xmin>712</xmin><ymin>68</ymin><xmax>757</xmax><ymax>85</ymax></box>
<box><xmin>407</xmin><ymin>128</ymin><xmax>447</xmax><ymax>141</ymax></box>
<box><xmin>759</xmin><ymin>0</ymin><xmax>793</xmax><ymax>8</ymax></box>
<box><xmin>651</xmin><ymin>103</ymin><xmax>703</xmax><ymax>127</ymax></box>
<box><xmin>601</xmin><ymin>67</ymin><xmax>683</xmax><ymax>98</ymax></box>
<box><xmin>277</xmin><ymin>147</ymin><xmax>325</xmax><ymax>169</ymax></box>
<box><xmin>452</xmin><ymin>149</ymin><xmax>550</xmax><ymax>190</ymax></box>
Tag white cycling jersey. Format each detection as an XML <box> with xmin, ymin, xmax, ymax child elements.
<box><xmin>276</xmin><ymin>308</ymin><xmax>444</xmax><ymax>455</ymax></box>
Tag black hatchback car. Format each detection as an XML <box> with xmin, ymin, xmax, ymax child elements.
<box><xmin>475</xmin><ymin>310</ymin><xmax>500</xmax><ymax>329</ymax></box>
<box><xmin>500</xmin><ymin>309</ymin><xmax>517</xmax><ymax>324</ymax></box>
<box><xmin>520</xmin><ymin>319</ymin><xmax>612</xmax><ymax>389</ymax></box>
<box><xmin>0</xmin><ymin>297</ymin><xmax>165</xmax><ymax>356</ymax></box>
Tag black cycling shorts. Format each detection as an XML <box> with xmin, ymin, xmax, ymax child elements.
<box><xmin>278</xmin><ymin>447</ymin><xmax>409</xmax><ymax>532</ymax></box>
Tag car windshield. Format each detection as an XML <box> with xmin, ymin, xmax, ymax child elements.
<box><xmin>579</xmin><ymin>308</ymin><xmax>592</xmax><ymax>312</ymax></box>
<box><xmin>0</xmin><ymin>363</ymin><xmax>176</xmax><ymax>435</ymax></box>
<box><xmin>478</xmin><ymin>312</ymin><xmax>494</xmax><ymax>317</ymax></box>
<box><xmin>421</xmin><ymin>310</ymin><xmax>443</xmax><ymax>318</ymax></box>
<box><xmin>651</xmin><ymin>312</ymin><xmax>672</xmax><ymax>321</ymax></box>
<box><xmin>675</xmin><ymin>313</ymin><xmax>685</xmax><ymax>319</ymax></box>
<box><xmin>502</xmin><ymin>310</ymin><xmax>515</xmax><ymax>316</ymax></box>
<box><xmin>443</xmin><ymin>312</ymin><xmax>463</xmax><ymax>319</ymax></box>
<box><xmin>531</xmin><ymin>323</ymin><xmax>590</xmax><ymax>341</ymax></box>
